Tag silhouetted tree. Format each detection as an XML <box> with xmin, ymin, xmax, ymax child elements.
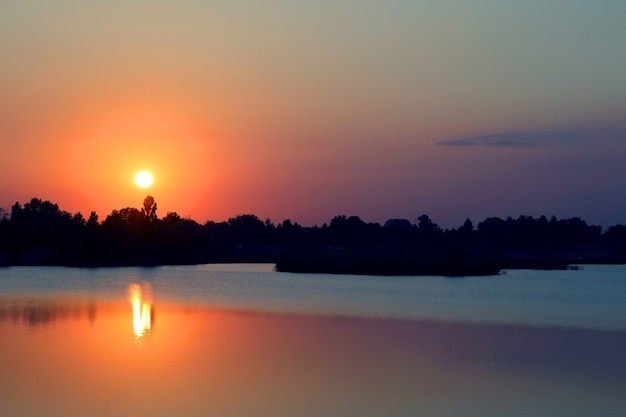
<box><xmin>153</xmin><ymin>212</ymin><xmax>205</xmax><ymax>264</ymax></box>
<box><xmin>86</xmin><ymin>211</ymin><xmax>99</xmax><ymax>228</ymax></box>
<box><xmin>383</xmin><ymin>219</ymin><xmax>413</xmax><ymax>245</ymax></box>
<box><xmin>2</xmin><ymin>198</ymin><xmax>84</xmax><ymax>264</ymax></box>
<box><xmin>1</xmin><ymin>195</ymin><xmax>624</xmax><ymax>271</ymax></box>
<box><xmin>417</xmin><ymin>214</ymin><xmax>441</xmax><ymax>235</ymax></box>
<box><xmin>449</xmin><ymin>218</ymin><xmax>475</xmax><ymax>247</ymax></box>
<box><xmin>11</xmin><ymin>202</ymin><xmax>21</xmax><ymax>219</ymax></box>
<box><xmin>162</xmin><ymin>211</ymin><xmax>182</xmax><ymax>223</ymax></box>
<box><xmin>227</xmin><ymin>214</ymin><xmax>267</xmax><ymax>245</ymax></box>
<box><xmin>276</xmin><ymin>219</ymin><xmax>305</xmax><ymax>246</ymax></box>
<box><xmin>83</xmin><ymin>211</ymin><xmax>101</xmax><ymax>265</ymax></box>
<box><xmin>106</xmin><ymin>208</ymin><xmax>145</xmax><ymax>227</ymax></box>
<box><xmin>461</xmin><ymin>218</ymin><xmax>474</xmax><ymax>233</ymax></box>
<box><xmin>603</xmin><ymin>224</ymin><xmax>626</xmax><ymax>248</ymax></box>
<box><xmin>416</xmin><ymin>214</ymin><xmax>442</xmax><ymax>250</ymax></box>
<box><xmin>477</xmin><ymin>217</ymin><xmax>508</xmax><ymax>248</ymax></box>
<box><xmin>142</xmin><ymin>195</ymin><xmax>158</xmax><ymax>223</ymax></box>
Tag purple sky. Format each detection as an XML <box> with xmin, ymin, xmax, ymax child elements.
<box><xmin>1</xmin><ymin>1</ymin><xmax>625</xmax><ymax>229</ymax></box>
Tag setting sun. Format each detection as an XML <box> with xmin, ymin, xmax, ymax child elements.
<box><xmin>134</xmin><ymin>171</ymin><xmax>154</xmax><ymax>189</ymax></box>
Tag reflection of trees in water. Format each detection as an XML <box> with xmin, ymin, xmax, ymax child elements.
<box><xmin>0</xmin><ymin>298</ymin><xmax>97</xmax><ymax>328</ymax></box>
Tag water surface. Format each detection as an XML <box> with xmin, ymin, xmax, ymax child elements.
<box><xmin>1</xmin><ymin>263</ymin><xmax>625</xmax><ymax>328</ymax></box>
<box><xmin>1</xmin><ymin>264</ymin><xmax>625</xmax><ymax>416</ymax></box>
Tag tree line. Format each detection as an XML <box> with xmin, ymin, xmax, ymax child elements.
<box><xmin>1</xmin><ymin>196</ymin><xmax>625</xmax><ymax>274</ymax></box>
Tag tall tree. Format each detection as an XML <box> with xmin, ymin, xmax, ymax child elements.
<box><xmin>142</xmin><ymin>196</ymin><xmax>158</xmax><ymax>223</ymax></box>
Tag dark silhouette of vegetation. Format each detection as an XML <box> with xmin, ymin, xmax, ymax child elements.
<box><xmin>1</xmin><ymin>196</ymin><xmax>625</xmax><ymax>275</ymax></box>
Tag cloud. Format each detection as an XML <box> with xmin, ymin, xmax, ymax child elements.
<box><xmin>437</xmin><ymin>133</ymin><xmax>537</xmax><ymax>148</ymax></box>
<box><xmin>435</xmin><ymin>122</ymin><xmax>626</xmax><ymax>150</ymax></box>
<box><xmin>490</xmin><ymin>140</ymin><xmax>535</xmax><ymax>148</ymax></box>
<box><xmin>436</xmin><ymin>139</ymin><xmax>479</xmax><ymax>147</ymax></box>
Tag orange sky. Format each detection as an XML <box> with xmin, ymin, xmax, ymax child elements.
<box><xmin>2</xmin><ymin>1</ymin><xmax>626</xmax><ymax>227</ymax></box>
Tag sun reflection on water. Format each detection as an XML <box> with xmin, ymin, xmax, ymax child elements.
<box><xmin>127</xmin><ymin>283</ymin><xmax>153</xmax><ymax>344</ymax></box>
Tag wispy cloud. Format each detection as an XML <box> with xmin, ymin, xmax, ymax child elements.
<box><xmin>437</xmin><ymin>139</ymin><xmax>480</xmax><ymax>147</ymax></box>
<box><xmin>490</xmin><ymin>139</ymin><xmax>535</xmax><ymax>148</ymax></box>
<box><xmin>435</xmin><ymin>124</ymin><xmax>626</xmax><ymax>149</ymax></box>
<box><xmin>437</xmin><ymin>133</ymin><xmax>538</xmax><ymax>148</ymax></box>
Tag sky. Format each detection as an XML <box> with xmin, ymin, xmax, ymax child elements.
<box><xmin>1</xmin><ymin>1</ymin><xmax>625</xmax><ymax>229</ymax></box>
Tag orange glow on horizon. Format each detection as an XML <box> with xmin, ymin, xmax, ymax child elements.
<box><xmin>65</xmin><ymin>111</ymin><xmax>214</xmax><ymax>221</ymax></box>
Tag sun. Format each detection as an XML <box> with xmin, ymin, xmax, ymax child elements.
<box><xmin>134</xmin><ymin>171</ymin><xmax>154</xmax><ymax>188</ymax></box>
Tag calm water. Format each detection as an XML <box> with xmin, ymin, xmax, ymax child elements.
<box><xmin>1</xmin><ymin>264</ymin><xmax>625</xmax><ymax>416</ymax></box>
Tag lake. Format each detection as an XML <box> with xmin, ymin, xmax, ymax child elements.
<box><xmin>1</xmin><ymin>264</ymin><xmax>625</xmax><ymax>416</ymax></box>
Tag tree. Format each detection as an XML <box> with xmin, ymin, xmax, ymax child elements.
<box><xmin>457</xmin><ymin>218</ymin><xmax>475</xmax><ymax>246</ymax></box>
<box><xmin>417</xmin><ymin>214</ymin><xmax>442</xmax><ymax>236</ymax></box>
<box><xmin>227</xmin><ymin>214</ymin><xmax>266</xmax><ymax>244</ymax></box>
<box><xmin>162</xmin><ymin>211</ymin><xmax>182</xmax><ymax>224</ymax></box>
<box><xmin>461</xmin><ymin>218</ymin><xmax>474</xmax><ymax>233</ymax></box>
<box><xmin>142</xmin><ymin>195</ymin><xmax>158</xmax><ymax>223</ymax></box>
<box><xmin>73</xmin><ymin>212</ymin><xmax>85</xmax><ymax>226</ymax></box>
<box><xmin>87</xmin><ymin>211</ymin><xmax>99</xmax><ymax>227</ymax></box>
<box><xmin>105</xmin><ymin>208</ymin><xmax>145</xmax><ymax>226</ymax></box>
